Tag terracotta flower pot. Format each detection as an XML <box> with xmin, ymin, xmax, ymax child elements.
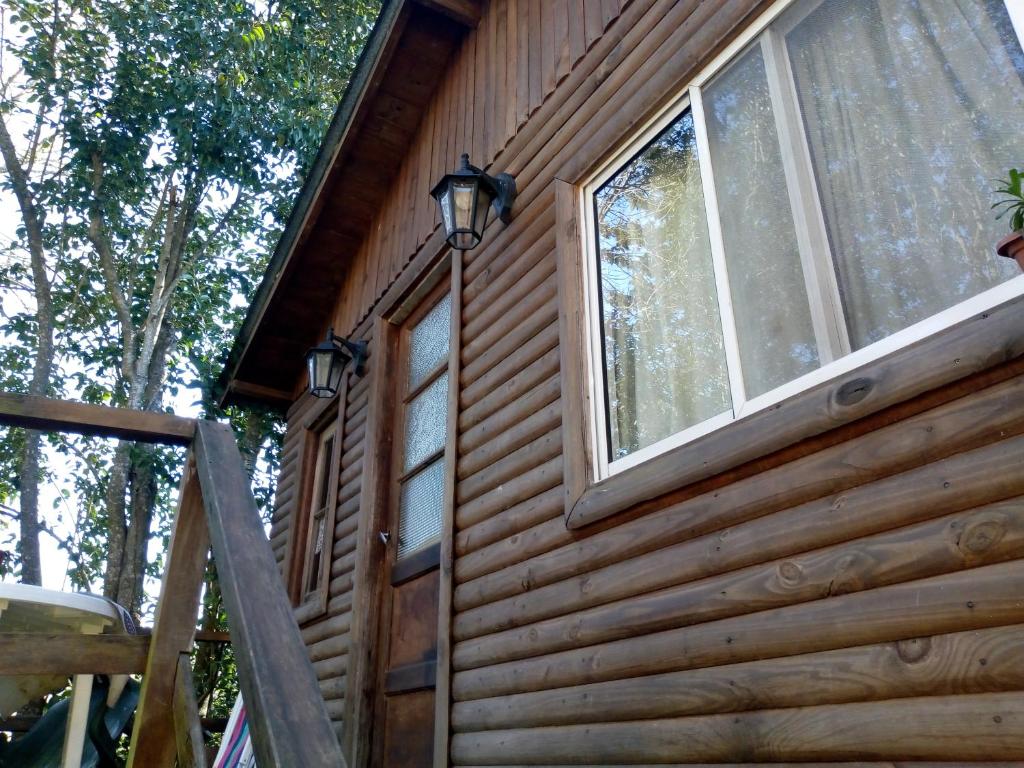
<box><xmin>997</xmin><ymin>231</ymin><xmax>1024</xmax><ymax>271</ymax></box>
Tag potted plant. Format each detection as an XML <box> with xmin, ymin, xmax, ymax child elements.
<box><xmin>994</xmin><ymin>168</ymin><xmax>1024</xmax><ymax>270</ymax></box>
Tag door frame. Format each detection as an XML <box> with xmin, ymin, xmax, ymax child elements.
<box><xmin>344</xmin><ymin>246</ymin><xmax>461</xmax><ymax>767</ymax></box>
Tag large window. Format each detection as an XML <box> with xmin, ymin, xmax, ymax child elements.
<box><xmin>588</xmin><ymin>0</ymin><xmax>1024</xmax><ymax>475</ymax></box>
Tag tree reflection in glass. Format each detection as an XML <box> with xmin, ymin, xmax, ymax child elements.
<box><xmin>595</xmin><ymin>111</ymin><xmax>731</xmax><ymax>460</ymax></box>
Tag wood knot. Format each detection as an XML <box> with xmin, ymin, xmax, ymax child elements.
<box><xmin>834</xmin><ymin>377</ymin><xmax>874</xmax><ymax>407</ymax></box>
<box><xmin>896</xmin><ymin>636</ymin><xmax>932</xmax><ymax>664</ymax></box>
<box><xmin>778</xmin><ymin>561</ymin><xmax>803</xmax><ymax>584</ymax></box>
<box><xmin>958</xmin><ymin>515</ymin><xmax>1007</xmax><ymax>556</ymax></box>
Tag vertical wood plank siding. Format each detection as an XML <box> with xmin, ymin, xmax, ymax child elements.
<box><xmin>269</xmin><ymin>0</ymin><xmax>1024</xmax><ymax>764</ymax></box>
<box><xmin>329</xmin><ymin>0</ymin><xmax>636</xmax><ymax>340</ymax></box>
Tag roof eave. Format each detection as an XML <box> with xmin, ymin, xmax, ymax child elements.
<box><xmin>215</xmin><ymin>0</ymin><xmax>405</xmax><ymax>410</ymax></box>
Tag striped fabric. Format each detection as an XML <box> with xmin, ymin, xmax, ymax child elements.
<box><xmin>213</xmin><ymin>697</ymin><xmax>256</xmax><ymax>768</ymax></box>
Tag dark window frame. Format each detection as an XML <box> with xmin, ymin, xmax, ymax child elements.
<box><xmin>287</xmin><ymin>380</ymin><xmax>346</xmax><ymax>624</ymax></box>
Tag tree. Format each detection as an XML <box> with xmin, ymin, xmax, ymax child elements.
<box><xmin>0</xmin><ymin>0</ymin><xmax>378</xmax><ymax>616</ymax></box>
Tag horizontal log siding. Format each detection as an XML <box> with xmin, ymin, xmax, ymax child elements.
<box><xmin>448</xmin><ymin>376</ymin><xmax>1024</xmax><ymax>764</ymax></box>
<box><xmin>264</xmin><ymin>0</ymin><xmax>1024</xmax><ymax>763</ymax></box>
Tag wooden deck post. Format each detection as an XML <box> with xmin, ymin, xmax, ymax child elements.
<box><xmin>173</xmin><ymin>652</ymin><xmax>208</xmax><ymax>768</ymax></box>
<box><xmin>127</xmin><ymin>460</ymin><xmax>209</xmax><ymax>767</ymax></box>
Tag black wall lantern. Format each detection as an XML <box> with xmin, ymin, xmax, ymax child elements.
<box><xmin>430</xmin><ymin>153</ymin><xmax>516</xmax><ymax>250</ymax></box>
<box><xmin>305</xmin><ymin>329</ymin><xmax>368</xmax><ymax>398</ymax></box>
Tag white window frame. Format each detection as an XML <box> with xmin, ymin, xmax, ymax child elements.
<box><xmin>583</xmin><ymin>0</ymin><xmax>1024</xmax><ymax>480</ymax></box>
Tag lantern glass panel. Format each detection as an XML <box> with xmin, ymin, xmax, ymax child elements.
<box><xmin>306</xmin><ymin>351</ymin><xmax>320</xmax><ymax>391</ymax></box>
<box><xmin>308</xmin><ymin>346</ymin><xmax>347</xmax><ymax>397</ymax></box>
<box><xmin>474</xmin><ymin>183</ymin><xmax>494</xmax><ymax>237</ymax></box>
<box><xmin>328</xmin><ymin>350</ymin><xmax>346</xmax><ymax>393</ymax></box>
<box><xmin>451</xmin><ymin>178</ymin><xmax>478</xmax><ymax>232</ymax></box>
<box><xmin>439</xmin><ymin>187</ymin><xmax>454</xmax><ymax>234</ymax></box>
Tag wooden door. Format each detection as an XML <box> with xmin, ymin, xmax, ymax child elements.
<box><xmin>372</xmin><ymin>283</ymin><xmax>452</xmax><ymax>766</ymax></box>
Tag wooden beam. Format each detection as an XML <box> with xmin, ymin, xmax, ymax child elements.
<box><xmin>194</xmin><ymin>629</ymin><xmax>231</xmax><ymax>644</ymax></box>
<box><xmin>413</xmin><ymin>0</ymin><xmax>481</xmax><ymax>27</ymax></box>
<box><xmin>451</xmin><ymin>691</ymin><xmax>1024</xmax><ymax>763</ymax></box>
<box><xmin>0</xmin><ymin>392</ymin><xmax>195</xmax><ymax>445</ymax></box>
<box><xmin>192</xmin><ymin>420</ymin><xmax>347</xmax><ymax>768</ymax></box>
<box><xmin>128</xmin><ymin>461</ymin><xmax>210</xmax><ymax>767</ymax></box>
<box><xmin>345</xmin><ymin>318</ymin><xmax>396</xmax><ymax>765</ymax></box>
<box><xmin>435</xmin><ymin>252</ymin><xmax>464</xmax><ymax>766</ymax></box>
<box><xmin>136</xmin><ymin>627</ymin><xmax>231</xmax><ymax>644</ymax></box>
<box><xmin>0</xmin><ymin>633</ymin><xmax>149</xmax><ymax>674</ymax></box>
<box><xmin>3</xmin><ymin>714</ymin><xmax>227</xmax><ymax>735</ymax></box>
<box><xmin>225</xmin><ymin>379</ymin><xmax>294</xmax><ymax>411</ymax></box>
<box><xmin>173</xmin><ymin>653</ymin><xmax>208</xmax><ymax>768</ymax></box>
<box><xmin>451</xmin><ymin>623</ymin><xmax>1024</xmax><ymax>731</ymax></box>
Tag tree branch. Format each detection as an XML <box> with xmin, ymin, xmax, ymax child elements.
<box><xmin>0</xmin><ymin>111</ymin><xmax>55</xmax><ymax>396</ymax></box>
<box><xmin>192</xmin><ymin>188</ymin><xmax>247</xmax><ymax>265</ymax></box>
<box><xmin>87</xmin><ymin>151</ymin><xmax>136</xmax><ymax>380</ymax></box>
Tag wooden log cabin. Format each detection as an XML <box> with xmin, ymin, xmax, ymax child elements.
<box><xmin>217</xmin><ymin>0</ymin><xmax>1024</xmax><ymax>764</ymax></box>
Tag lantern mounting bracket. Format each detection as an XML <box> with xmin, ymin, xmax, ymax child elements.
<box><xmin>327</xmin><ymin>331</ymin><xmax>368</xmax><ymax>377</ymax></box>
<box><xmin>461</xmin><ymin>156</ymin><xmax>517</xmax><ymax>224</ymax></box>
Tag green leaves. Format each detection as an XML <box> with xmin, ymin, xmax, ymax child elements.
<box><xmin>993</xmin><ymin>168</ymin><xmax>1024</xmax><ymax>233</ymax></box>
<box><xmin>0</xmin><ymin>0</ymin><xmax>379</xmax><ymax>598</ymax></box>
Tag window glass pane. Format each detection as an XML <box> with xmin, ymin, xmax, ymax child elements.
<box><xmin>397</xmin><ymin>458</ymin><xmax>444</xmax><ymax>559</ymax></box>
<box><xmin>316</xmin><ymin>436</ymin><xmax>334</xmax><ymax>510</ymax></box>
<box><xmin>595</xmin><ymin>110</ymin><xmax>731</xmax><ymax>461</ymax></box>
<box><xmin>307</xmin><ymin>514</ymin><xmax>325</xmax><ymax>594</ymax></box>
<box><xmin>705</xmin><ymin>44</ymin><xmax>820</xmax><ymax>397</ymax></box>
<box><xmin>403</xmin><ymin>371</ymin><xmax>448</xmax><ymax>471</ymax></box>
<box><xmin>409</xmin><ymin>293</ymin><xmax>451</xmax><ymax>389</ymax></box>
<box><xmin>787</xmin><ymin>0</ymin><xmax>1024</xmax><ymax>350</ymax></box>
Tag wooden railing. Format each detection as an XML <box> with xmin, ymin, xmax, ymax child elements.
<box><xmin>0</xmin><ymin>394</ymin><xmax>347</xmax><ymax>768</ymax></box>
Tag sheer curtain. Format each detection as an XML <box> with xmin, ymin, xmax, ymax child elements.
<box><xmin>704</xmin><ymin>45</ymin><xmax>820</xmax><ymax>398</ymax></box>
<box><xmin>786</xmin><ymin>0</ymin><xmax>1024</xmax><ymax>349</ymax></box>
<box><xmin>596</xmin><ymin>112</ymin><xmax>731</xmax><ymax>459</ymax></box>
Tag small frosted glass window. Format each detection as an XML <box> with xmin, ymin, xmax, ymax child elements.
<box><xmin>409</xmin><ymin>293</ymin><xmax>451</xmax><ymax>389</ymax></box>
<box><xmin>397</xmin><ymin>458</ymin><xmax>445</xmax><ymax>559</ymax></box>
<box><xmin>403</xmin><ymin>372</ymin><xmax>448</xmax><ymax>472</ymax></box>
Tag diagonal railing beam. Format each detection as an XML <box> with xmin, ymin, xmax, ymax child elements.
<box><xmin>192</xmin><ymin>420</ymin><xmax>347</xmax><ymax>767</ymax></box>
